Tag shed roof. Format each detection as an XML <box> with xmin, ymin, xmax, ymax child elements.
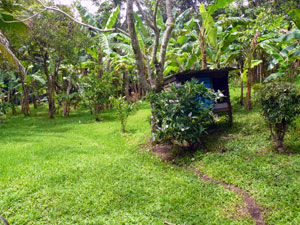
<box><xmin>164</xmin><ymin>68</ymin><xmax>236</xmax><ymax>85</ymax></box>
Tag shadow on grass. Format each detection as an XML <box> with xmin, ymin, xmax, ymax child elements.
<box><xmin>0</xmin><ymin>107</ymin><xmax>120</xmax><ymax>144</ymax></box>
<box><xmin>125</xmin><ymin>128</ymin><xmax>138</xmax><ymax>134</ymax></box>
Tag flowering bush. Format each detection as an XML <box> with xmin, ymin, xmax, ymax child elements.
<box><xmin>110</xmin><ymin>96</ymin><xmax>142</xmax><ymax>133</ymax></box>
<box><xmin>150</xmin><ymin>78</ymin><xmax>218</xmax><ymax>150</ymax></box>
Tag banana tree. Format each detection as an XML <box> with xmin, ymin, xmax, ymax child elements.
<box><xmin>0</xmin><ymin>70</ymin><xmax>21</xmax><ymax>115</ymax></box>
<box><xmin>260</xmin><ymin>29</ymin><xmax>300</xmax><ymax>83</ymax></box>
<box><xmin>75</xmin><ymin>1</ymin><xmax>120</xmax><ymax>78</ymax></box>
<box><xmin>197</xmin><ymin>0</ymin><xmax>235</xmax><ymax>69</ymax></box>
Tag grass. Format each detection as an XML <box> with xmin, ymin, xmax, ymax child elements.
<box><xmin>187</xmin><ymin>85</ymin><xmax>300</xmax><ymax>225</ymax></box>
<box><xmin>0</xmin><ymin>104</ymin><xmax>251</xmax><ymax>224</ymax></box>
<box><xmin>1</xmin><ymin>82</ymin><xmax>299</xmax><ymax>224</ymax></box>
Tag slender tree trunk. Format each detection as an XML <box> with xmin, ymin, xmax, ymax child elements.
<box><xmin>240</xmin><ymin>81</ymin><xmax>244</xmax><ymax>106</ymax></box>
<box><xmin>245</xmin><ymin>71</ymin><xmax>252</xmax><ymax>110</ymax></box>
<box><xmin>19</xmin><ymin>68</ymin><xmax>30</xmax><ymax>116</ymax></box>
<box><xmin>199</xmin><ymin>30</ymin><xmax>207</xmax><ymax>70</ymax></box>
<box><xmin>63</xmin><ymin>72</ymin><xmax>73</xmax><ymax>117</ymax></box>
<box><xmin>106</xmin><ymin>59</ymin><xmax>111</xmax><ymax>72</ymax></box>
<box><xmin>123</xmin><ymin>71</ymin><xmax>130</xmax><ymax>102</ymax></box>
<box><xmin>32</xmin><ymin>85</ymin><xmax>37</xmax><ymax>109</ymax></box>
<box><xmin>48</xmin><ymin>75</ymin><xmax>56</xmax><ymax>119</ymax></box>
<box><xmin>246</xmin><ymin>55</ymin><xmax>252</xmax><ymax>110</ymax></box>
<box><xmin>269</xmin><ymin>123</ymin><xmax>286</xmax><ymax>152</ymax></box>
<box><xmin>42</xmin><ymin>52</ymin><xmax>55</xmax><ymax>119</ymax></box>
<box><xmin>7</xmin><ymin>90</ymin><xmax>10</xmax><ymax>104</ymax></box>
<box><xmin>32</xmin><ymin>94</ymin><xmax>37</xmax><ymax>109</ymax></box>
<box><xmin>133</xmin><ymin>81</ymin><xmax>137</xmax><ymax>94</ymax></box>
<box><xmin>97</xmin><ymin>50</ymin><xmax>104</xmax><ymax>79</ymax></box>
<box><xmin>239</xmin><ymin>61</ymin><xmax>244</xmax><ymax>105</ymax></box>
<box><xmin>246</xmin><ymin>31</ymin><xmax>260</xmax><ymax>110</ymax></box>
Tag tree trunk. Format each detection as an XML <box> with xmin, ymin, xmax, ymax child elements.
<box><xmin>33</xmin><ymin>94</ymin><xmax>37</xmax><ymax>109</ymax></box>
<box><xmin>245</xmin><ymin>56</ymin><xmax>252</xmax><ymax>110</ymax></box>
<box><xmin>32</xmin><ymin>85</ymin><xmax>37</xmax><ymax>109</ymax></box>
<box><xmin>42</xmin><ymin>52</ymin><xmax>55</xmax><ymax>119</ymax></box>
<box><xmin>48</xmin><ymin>75</ymin><xmax>56</xmax><ymax>119</ymax></box>
<box><xmin>63</xmin><ymin>72</ymin><xmax>73</xmax><ymax>117</ymax></box>
<box><xmin>97</xmin><ymin>50</ymin><xmax>104</xmax><ymax>79</ymax></box>
<box><xmin>123</xmin><ymin>71</ymin><xmax>130</xmax><ymax>102</ymax></box>
<box><xmin>245</xmin><ymin>75</ymin><xmax>252</xmax><ymax>110</ymax></box>
<box><xmin>240</xmin><ymin>81</ymin><xmax>244</xmax><ymax>106</ymax></box>
<box><xmin>0</xmin><ymin>31</ymin><xmax>30</xmax><ymax>116</ymax></box>
<box><xmin>126</xmin><ymin>0</ymin><xmax>174</xmax><ymax>132</ymax></box>
<box><xmin>126</xmin><ymin>0</ymin><xmax>151</xmax><ymax>92</ymax></box>
<box><xmin>19</xmin><ymin>68</ymin><xmax>30</xmax><ymax>116</ymax></box>
<box><xmin>121</xmin><ymin>120</ymin><xmax>126</xmax><ymax>133</ymax></box>
<box><xmin>239</xmin><ymin>61</ymin><xmax>244</xmax><ymax>105</ymax></box>
<box><xmin>269</xmin><ymin>124</ymin><xmax>285</xmax><ymax>152</ymax></box>
<box><xmin>7</xmin><ymin>90</ymin><xmax>10</xmax><ymax>104</ymax></box>
<box><xmin>199</xmin><ymin>30</ymin><xmax>207</xmax><ymax>70</ymax></box>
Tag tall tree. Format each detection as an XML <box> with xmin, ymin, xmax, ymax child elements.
<box><xmin>0</xmin><ymin>3</ymin><xmax>31</xmax><ymax>116</ymax></box>
<box><xmin>29</xmin><ymin>8</ymin><xmax>83</xmax><ymax>118</ymax></box>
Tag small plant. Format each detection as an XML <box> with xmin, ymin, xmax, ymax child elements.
<box><xmin>110</xmin><ymin>96</ymin><xmax>141</xmax><ymax>133</ymax></box>
<box><xmin>150</xmin><ymin>79</ymin><xmax>218</xmax><ymax>150</ymax></box>
<box><xmin>0</xmin><ymin>100</ymin><xmax>9</xmax><ymax>123</ymax></box>
<box><xmin>256</xmin><ymin>82</ymin><xmax>300</xmax><ymax>152</ymax></box>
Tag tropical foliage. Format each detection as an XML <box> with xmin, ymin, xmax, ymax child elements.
<box><xmin>151</xmin><ymin>79</ymin><xmax>218</xmax><ymax>150</ymax></box>
<box><xmin>0</xmin><ymin>0</ymin><xmax>300</xmax><ymax>224</ymax></box>
<box><xmin>256</xmin><ymin>82</ymin><xmax>300</xmax><ymax>151</ymax></box>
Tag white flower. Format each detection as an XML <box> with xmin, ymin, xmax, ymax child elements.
<box><xmin>165</xmin><ymin>125</ymin><xmax>169</xmax><ymax>129</ymax></box>
<box><xmin>150</xmin><ymin>116</ymin><xmax>154</xmax><ymax>119</ymax></box>
<box><xmin>181</xmin><ymin>128</ymin><xmax>184</xmax><ymax>131</ymax></box>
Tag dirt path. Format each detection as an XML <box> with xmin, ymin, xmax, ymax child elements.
<box><xmin>152</xmin><ymin>144</ymin><xmax>266</xmax><ymax>225</ymax></box>
<box><xmin>188</xmin><ymin>167</ymin><xmax>265</xmax><ymax>225</ymax></box>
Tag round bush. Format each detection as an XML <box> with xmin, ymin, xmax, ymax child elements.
<box><xmin>256</xmin><ymin>82</ymin><xmax>300</xmax><ymax>151</ymax></box>
<box><xmin>151</xmin><ymin>78</ymin><xmax>218</xmax><ymax>150</ymax></box>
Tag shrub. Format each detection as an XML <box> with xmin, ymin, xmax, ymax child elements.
<box><xmin>150</xmin><ymin>78</ymin><xmax>218</xmax><ymax>150</ymax></box>
<box><xmin>256</xmin><ymin>82</ymin><xmax>300</xmax><ymax>152</ymax></box>
<box><xmin>0</xmin><ymin>101</ymin><xmax>9</xmax><ymax>123</ymax></box>
<box><xmin>110</xmin><ymin>96</ymin><xmax>141</xmax><ymax>133</ymax></box>
<box><xmin>80</xmin><ymin>73</ymin><xmax>115</xmax><ymax>119</ymax></box>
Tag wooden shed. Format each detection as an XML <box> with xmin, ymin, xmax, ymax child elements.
<box><xmin>164</xmin><ymin>69</ymin><xmax>233</xmax><ymax>125</ymax></box>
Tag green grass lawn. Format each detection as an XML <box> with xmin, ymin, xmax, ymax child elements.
<box><xmin>188</xmin><ymin>86</ymin><xmax>300</xmax><ymax>225</ymax></box>
<box><xmin>0</xmin><ymin>84</ymin><xmax>299</xmax><ymax>224</ymax></box>
<box><xmin>0</xmin><ymin>104</ymin><xmax>251</xmax><ymax>224</ymax></box>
